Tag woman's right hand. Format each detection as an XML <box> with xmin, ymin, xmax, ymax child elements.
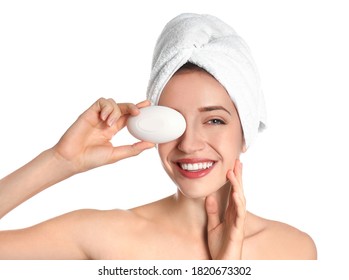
<box><xmin>52</xmin><ymin>98</ymin><xmax>155</xmax><ymax>174</ymax></box>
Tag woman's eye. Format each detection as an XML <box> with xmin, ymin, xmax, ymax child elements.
<box><xmin>207</xmin><ymin>119</ymin><xmax>226</xmax><ymax>125</ymax></box>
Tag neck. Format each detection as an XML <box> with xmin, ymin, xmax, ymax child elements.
<box><xmin>170</xmin><ymin>181</ymin><xmax>231</xmax><ymax>236</ymax></box>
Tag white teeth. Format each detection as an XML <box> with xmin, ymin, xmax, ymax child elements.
<box><xmin>179</xmin><ymin>162</ymin><xmax>214</xmax><ymax>171</ymax></box>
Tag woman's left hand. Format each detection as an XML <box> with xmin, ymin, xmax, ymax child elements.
<box><xmin>205</xmin><ymin>159</ymin><xmax>246</xmax><ymax>259</ymax></box>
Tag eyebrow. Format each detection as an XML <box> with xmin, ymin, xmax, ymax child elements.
<box><xmin>198</xmin><ymin>106</ymin><xmax>231</xmax><ymax>115</ymax></box>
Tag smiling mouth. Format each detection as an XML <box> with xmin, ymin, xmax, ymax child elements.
<box><xmin>175</xmin><ymin>160</ymin><xmax>216</xmax><ymax>179</ymax></box>
<box><xmin>177</xmin><ymin>161</ymin><xmax>215</xmax><ymax>172</ymax></box>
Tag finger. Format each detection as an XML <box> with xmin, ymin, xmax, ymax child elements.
<box><xmin>109</xmin><ymin>141</ymin><xmax>155</xmax><ymax>163</ymax></box>
<box><xmin>97</xmin><ymin>99</ymin><xmax>139</xmax><ymax>127</ymax></box>
<box><xmin>229</xmin><ymin>161</ymin><xmax>244</xmax><ymax>197</ymax></box>
<box><xmin>136</xmin><ymin>100</ymin><xmax>151</xmax><ymax>109</ymax></box>
<box><xmin>97</xmin><ymin>98</ymin><xmax>115</xmax><ymax>121</ymax></box>
<box><xmin>205</xmin><ymin>195</ymin><xmax>221</xmax><ymax>232</ymax></box>
<box><xmin>104</xmin><ymin>98</ymin><xmax>122</xmax><ymax>127</ymax></box>
<box><xmin>112</xmin><ymin>101</ymin><xmax>150</xmax><ymax>130</ymax></box>
<box><xmin>228</xmin><ymin>168</ymin><xmax>246</xmax><ymax>226</ymax></box>
<box><xmin>112</xmin><ymin>103</ymin><xmax>140</xmax><ymax>131</ymax></box>
<box><xmin>118</xmin><ymin>102</ymin><xmax>140</xmax><ymax>116</ymax></box>
<box><xmin>106</xmin><ymin>100</ymin><xmax>142</xmax><ymax>127</ymax></box>
<box><xmin>231</xmin><ymin>192</ymin><xmax>246</xmax><ymax>244</ymax></box>
<box><xmin>227</xmin><ymin>170</ymin><xmax>246</xmax><ymax>206</ymax></box>
<box><xmin>227</xmin><ymin>169</ymin><xmax>246</xmax><ymax>226</ymax></box>
<box><xmin>233</xmin><ymin>191</ymin><xmax>246</xmax><ymax>224</ymax></box>
<box><xmin>233</xmin><ymin>159</ymin><xmax>243</xmax><ymax>188</ymax></box>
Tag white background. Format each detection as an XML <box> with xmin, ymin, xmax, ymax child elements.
<box><xmin>0</xmin><ymin>0</ymin><xmax>348</xmax><ymax>267</ymax></box>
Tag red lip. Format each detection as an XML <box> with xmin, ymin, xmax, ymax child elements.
<box><xmin>174</xmin><ymin>158</ymin><xmax>216</xmax><ymax>179</ymax></box>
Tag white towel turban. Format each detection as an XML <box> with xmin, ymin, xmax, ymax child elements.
<box><xmin>146</xmin><ymin>13</ymin><xmax>267</xmax><ymax>148</ymax></box>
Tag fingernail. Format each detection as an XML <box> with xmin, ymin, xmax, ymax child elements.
<box><xmin>101</xmin><ymin>111</ymin><xmax>108</xmax><ymax>121</ymax></box>
<box><xmin>108</xmin><ymin>117</ymin><xmax>115</xmax><ymax>127</ymax></box>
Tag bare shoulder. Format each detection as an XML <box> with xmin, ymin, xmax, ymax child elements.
<box><xmin>244</xmin><ymin>212</ymin><xmax>317</xmax><ymax>260</ymax></box>
<box><xmin>59</xmin><ymin>208</ymin><xmax>147</xmax><ymax>259</ymax></box>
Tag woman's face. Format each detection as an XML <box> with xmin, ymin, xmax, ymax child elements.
<box><xmin>158</xmin><ymin>69</ymin><xmax>244</xmax><ymax>198</ymax></box>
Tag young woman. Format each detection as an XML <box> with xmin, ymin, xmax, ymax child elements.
<box><xmin>0</xmin><ymin>14</ymin><xmax>317</xmax><ymax>260</ymax></box>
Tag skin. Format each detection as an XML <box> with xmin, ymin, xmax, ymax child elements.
<box><xmin>0</xmin><ymin>70</ymin><xmax>317</xmax><ymax>260</ymax></box>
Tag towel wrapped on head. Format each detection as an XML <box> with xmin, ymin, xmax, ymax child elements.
<box><xmin>146</xmin><ymin>13</ymin><xmax>267</xmax><ymax>148</ymax></box>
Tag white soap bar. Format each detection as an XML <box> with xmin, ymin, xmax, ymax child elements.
<box><xmin>127</xmin><ymin>106</ymin><xmax>186</xmax><ymax>144</ymax></box>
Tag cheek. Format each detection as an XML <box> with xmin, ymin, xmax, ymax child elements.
<box><xmin>212</xmin><ymin>130</ymin><xmax>243</xmax><ymax>165</ymax></box>
<box><xmin>157</xmin><ymin>142</ymin><xmax>175</xmax><ymax>168</ymax></box>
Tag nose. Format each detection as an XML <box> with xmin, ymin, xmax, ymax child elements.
<box><xmin>177</xmin><ymin>124</ymin><xmax>205</xmax><ymax>154</ymax></box>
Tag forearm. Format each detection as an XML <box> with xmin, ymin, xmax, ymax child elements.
<box><xmin>0</xmin><ymin>148</ymin><xmax>76</xmax><ymax>219</ymax></box>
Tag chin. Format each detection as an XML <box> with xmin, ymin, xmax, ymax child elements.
<box><xmin>175</xmin><ymin>177</ymin><xmax>227</xmax><ymax>199</ymax></box>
